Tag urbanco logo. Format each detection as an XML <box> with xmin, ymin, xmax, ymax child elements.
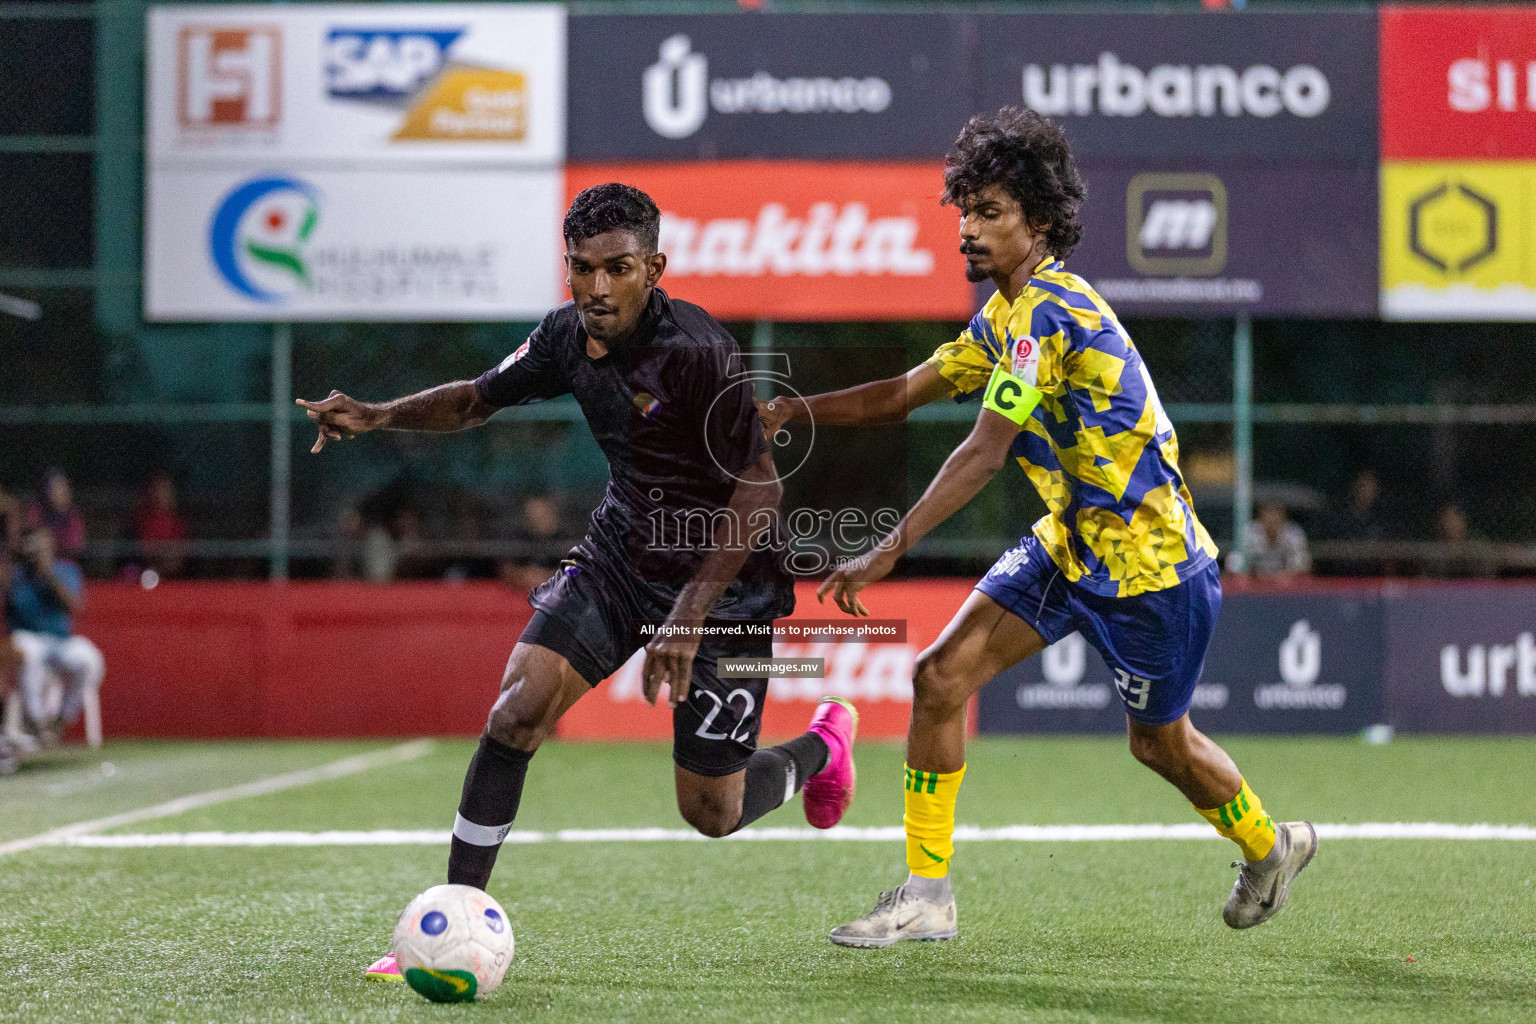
<box><xmin>208</xmin><ymin>175</ymin><xmax>321</xmax><ymax>303</ymax></box>
<box><xmin>1253</xmin><ymin>620</ymin><xmax>1346</xmax><ymax>710</ymax></box>
<box><xmin>1015</xmin><ymin>633</ymin><xmax>1114</xmax><ymax>710</ymax></box>
<box><xmin>1441</xmin><ymin>632</ymin><xmax>1536</xmax><ymax>698</ymax></box>
<box><xmin>643</xmin><ymin>34</ymin><xmax>893</xmax><ymax>141</ymax></box>
<box><xmin>1023</xmin><ymin>52</ymin><xmax>1330</xmax><ymax>119</ymax></box>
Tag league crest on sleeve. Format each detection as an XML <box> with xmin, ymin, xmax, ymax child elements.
<box><xmin>496</xmin><ymin>340</ymin><xmax>531</xmax><ymax>373</ymax></box>
<box><xmin>1009</xmin><ymin>333</ymin><xmax>1039</xmax><ymax>384</ymax></box>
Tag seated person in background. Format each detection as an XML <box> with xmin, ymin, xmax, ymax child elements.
<box><xmin>1424</xmin><ymin>503</ymin><xmax>1495</xmax><ymax>579</ymax></box>
<box><xmin>5</xmin><ymin>528</ymin><xmax>104</xmax><ymax>746</ymax></box>
<box><xmin>133</xmin><ymin>470</ymin><xmax>189</xmax><ymax>579</ymax></box>
<box><xmin>1230</xmin><ymin>501</ymin><xmax>1311</xmax><ymax>578</ymax></box>
<box><xmin>25</xmin><ymin>468</ymin><xmax>87</xmax><ymax>565</ymax></box>
<box><xmin>497</xmin><ymin>494</ymin><xmax>572</xmax><ymax>593</ymax></box>
<box><xmin>0</xmin><ymin>550</ymin><xmax>22</xmax><ymax>773</ymax></box>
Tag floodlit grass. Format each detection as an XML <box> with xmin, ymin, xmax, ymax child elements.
<box><xmin>2</xmin><ymin>736</ymin><xmax>1533</xmax><ymax>1023</ymax></box>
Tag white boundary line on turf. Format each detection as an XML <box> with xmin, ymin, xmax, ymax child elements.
<box><xmin>0</xmin><ymin>739</ymin><xmax>435</xmax><ymax>856</ymax></box>
<box><xmin>53</xmin><ymin>821</ymin><xmax>1536</xmax><ymax>848</ymax></box>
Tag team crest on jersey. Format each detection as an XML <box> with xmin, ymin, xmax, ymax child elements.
<box><xmin>1009</xmin><ymin>333</ymin><xmax>1038</xmax><ymax>382</ymax></box>
<box><xmin>496</xmin><ymin>340</ymin><xmax>531</xmax><ymax>373</ymax></box>
<box><xmin>632</xmin><ymin>392</ymin><xmax>661</xmax><ymax>417</ymax></box>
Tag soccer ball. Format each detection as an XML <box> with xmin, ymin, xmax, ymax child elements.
<box><xmin>393</xmin><ymin>884</ymin><xmax>515</xmax><ymax>1002</ymax></box>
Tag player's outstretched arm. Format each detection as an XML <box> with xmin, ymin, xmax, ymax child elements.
<box><xmin>757</xmin><ymin>363</ymin><xmax>952</xmax><ymax>437</ymax></box>
<box><xmin>295</xmin><ymin>381</ymin><xmax>497</xmax><ymax>454</ymax></box>
<box><xmin>819</xmin><ymin>407</ymin><xmax>1020</xmax><ymax>617</ymax></box>
<box><xmin>641</xmin><ymin>452</ymin><xmax>784</xmax><ymax>709</ymax></box>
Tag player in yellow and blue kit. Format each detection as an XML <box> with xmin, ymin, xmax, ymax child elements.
<box><xmin>759</xmin><ymin>107</ymin><xmax>1317</xmax><ymax>946</ymax></box>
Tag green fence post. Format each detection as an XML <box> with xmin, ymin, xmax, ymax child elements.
<box><xmin>1232</xmin><ymin>315</ymin><xmax>1253</xmax><ymax>567</ymax></box>
<box><xmin>270</xmin><ymin>324</ymin><xmax>292</xmax><ymax>580</ymax></box>
<box><xmin>95</xmin><ymin>0</ymin><xmax>144</xmax><ymax>334</ymax></box>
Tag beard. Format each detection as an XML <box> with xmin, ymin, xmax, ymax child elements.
<box><xmin>963</xmin><ymin>259</ymin><xmax>989</xmax><ymax>283</ymax></box>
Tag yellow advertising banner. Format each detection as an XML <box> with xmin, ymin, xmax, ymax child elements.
<box><xmin>1381</xmin><ymin>161</ymin><xmax>1536</xmax><ymax>320</ymax></box>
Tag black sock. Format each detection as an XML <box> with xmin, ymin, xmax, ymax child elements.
<box><xmin>731</xmin><ymin>732</ymin><xmax>830</xmax><ymax>833</ymax></box>
<box><xmin>447</xmin><ymin>736</ymin><xmax>533</xmax><ymax>890</ymax></box>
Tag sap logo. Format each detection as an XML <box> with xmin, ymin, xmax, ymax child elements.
<box><xmin>1024</xmin><ymin>52</ymin><xmax>1330</xmax><ymax>119</ymax></box>
<box><xmin>643</xmin><ymin>34</ymin><xmax>892</xmax><ymax>141</ymax></box>
<box><xmin>1253</xmin><ymin>621</ymin><xmax>1347</xmax><ymax>711</ymax></box>
<box><xmin>1127</xmin><ymin>173</ymin><xmax>1227</xmax><ymax>277</ymax></box>
<box><xmin>325</xmin><ymin>29</ymin><xmax>463</xmax><ymax>100</ymax></box>
<box><xmin>1014</xmin><ymin>633</ymin><xmax>1114</xmax><ymax>710</ymax></box>
<box><xmin>178</xmin><ymin>26</ymin><xmax>281</xmax><ymax>129</ymax></box>
<box><xmin>1448</xmin><ymin>58</ymin><xmax>1536</xmax><ymax>114</ymax></box>
<box><xmin>1441</xmin><ymin>633</ymin><xmax>1536</xmax><ymax>698</ymax></box>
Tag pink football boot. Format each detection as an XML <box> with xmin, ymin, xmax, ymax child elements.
<box><xmin>365</xmin><ymin>952</ymin><xmax>402</xmax><ymax>982</ymax></box>
<box><xmin>802</xmin><ymin>697</ymin><xmax>859</xmax><ymax>829</ymax></box>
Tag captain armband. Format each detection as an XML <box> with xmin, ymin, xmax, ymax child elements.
<box><xmin>981</xmin><ymin>364</ymin><xmax>1042</xmax><ymax>425</ymax></box>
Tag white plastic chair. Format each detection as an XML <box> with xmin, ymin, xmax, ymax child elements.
<box><xmin>2</xmin><ymin>669</ymin><xmax>102</xmax><ymax>749</ymax></box>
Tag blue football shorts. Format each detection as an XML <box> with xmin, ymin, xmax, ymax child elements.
<box><xmin>975</xmin><ymin>535</ymin><xmax>1222</xmax><ymax>726</ymax></box>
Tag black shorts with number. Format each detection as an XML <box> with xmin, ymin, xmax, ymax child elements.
<box><xmin>520</xmin><ymin>562</ymin><xmax>775</xmax><ymax>777</ymax></box>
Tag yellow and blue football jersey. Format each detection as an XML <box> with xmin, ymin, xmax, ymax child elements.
<box><xmin>926</xmin><ymin>258</ymin><xmax>1218</xmax><ymax>598</ymax></box>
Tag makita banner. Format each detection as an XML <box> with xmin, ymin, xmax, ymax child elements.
<box><xmin>977</xmin><ymin>10</ymin><xmax>1377</xmax><ymax>163</ymax></box>
<box><xmin>565</xmin><ymin>162</ymin><xmax>973</xmax><ymax>320</ymax></box>
<box><xmin>1383</xmin><ymin>587</ymin><xmax>1536</xmax><ymax>734</ymax></box>
<box><xmin>1068</xmin><ymin>163</ymin><xmax>1377</xmax><ymax>318</ymax></box>
<box><xmin>567</xmin><ymin>13</ymin><xmax>971</xmax><ymax>159</ymax></box>
<box><xmin>977</xmin><ymin>593</ymin><xmax>1385</xmax><ymax>735</ymax></box>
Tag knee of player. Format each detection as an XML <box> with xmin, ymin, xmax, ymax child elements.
<box><xmin>912</xmin><ymin>650</ymin><xmax>970</xmax><ymax>712</ymax></box>
<box><xmin>676</xmin><ymin>791</ymin><xmax>740</xmax><ymax>839</ymax></box>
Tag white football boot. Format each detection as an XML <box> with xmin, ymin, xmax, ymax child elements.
<box><xmin>829</xmin><ymin>883</ymin><xmax>959</xmax><ymax>948</ymax></box>
<box><xmin>1223</xmin><ymin>821</ymin><xmax>1318</xmax><ymax>929</ymax></box>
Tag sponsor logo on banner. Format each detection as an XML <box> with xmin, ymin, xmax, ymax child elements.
<box><xmin>1439</xmin><ymin>633</ymin><xmax>1536</xmax><ymax>699</ymax></box>
<box><xmin>1381</xmin><ymin>161</ymin><xmax>1536</xmax><ymax>320</ymax></box>
<box><xmin>1126</xmin><ymin>173</ymin><xmax>1228</xmax><ymax>277</ymax></box>
<box><xmin>1253</xmin><ymin>620</ymin><xmax>1347</xmax><ymax>711</ymax></box>
<box><xmin>208</xmin><ymin>175</ymin><xmax>322</xmax><ymax>303</ymax></box>
<box><xmin>1022</xmin><ymin>52</ymin><xmax>1329</xmax><ymax>120</ymax></box>
<box><xmin>977</xmin><ymin>11</ymin><xmax>1377</xmax><ymax>161</ymax></box>
<box><xmin>1013</xmin><ymin>634</ymin><xmax>1113</xmax><ymax>710</ymax></box>
<box><xmin>642</xmin><ymin>34</ymin><xmax>891</xmax><ymax>141</ymax></box>
<box><xmin>566</xmin><ymin>162</ymin><xmax>971</xmax><ymax>320</ymax></box>
<box><xmin>325</xmin><ymin>27</ymin><xmax>529</xmax><ymax>142</ymax></box>
<box><xmin>1381</xmin><ymin>6</ymin><xmax>1536</xmax><ymax>160</ymax></box>
<box><xmin>177</xmin><ymin>26</ymin><xmax>281</xmax><ymax>132</ymax></box>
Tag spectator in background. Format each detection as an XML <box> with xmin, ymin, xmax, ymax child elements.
<box><xmin>1230</xmin><ymin>500</ymin><xmax>1312</xmax><ymax>578</ymax></box>
<box><xmin>329</xmin><ymin>502</ymin><xmax>367</xmax><ymax>580</ymax></box>
<box><xmin>0</xmin><ymin>550</ymin><xmax>21</xmax><ymax>773</ymax></box>
<box><xmin>25</xmin><ymin>468</ymin><xmax>86</xmax><ymax>564</ymax></box>
<box><xmin>1331</xmin><ymin>468</ymin><xmax>1388</xmax><ymax>541</ymax></box>
<box><xmin>1425</xmin><ymin>503</ymin><xmax>1496</xmax><ymax>579</ymax></box>
<box><xmin>5</xmin><ymin>527</ymin><xmax>104</xmax><ymax>747</ymax></box>
<box><xmin>497</xmin><ymin>493</ymin><xmax>571</xmax><ymax>593</ymax></box>
<box><xmin>0</xmin><ymin>485</ymin><xmax>21</xmax><ymax>550</ymax></box>
<box><xmin>133</xmin><ymin>470</ymin><xmax>189</xmax><ymax>579</ymax></box>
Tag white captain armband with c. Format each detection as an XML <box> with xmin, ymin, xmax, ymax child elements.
<box><xmin>981</xmin><ymin>364</ymin><xmax>1043</xmax><ymax>425</ymax></box>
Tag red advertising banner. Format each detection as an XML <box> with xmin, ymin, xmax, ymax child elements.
<box><xmin>564</xmin><ymin>162</ymin><xmax>974</xmax><ymax>320</ymax></box>
<box><xmin>1381</xmin><ymin>5</ymin><xmax>1536</xmax><ymax>159</ymax></box>
<box><xmin>557</xmin><ymin>579</ymin><xmax>974</xmax><ymax>742</ymax></box>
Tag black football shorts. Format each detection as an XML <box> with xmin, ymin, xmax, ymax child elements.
<box><xmin>520</xmin><ymin>563</ymin><xmax>772</xmax><ymax>777</ymax></box>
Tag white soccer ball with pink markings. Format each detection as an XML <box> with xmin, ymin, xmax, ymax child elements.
<box><xmin>393</xmin><ymin>884</ymin><xmax>515</xmax><ymax>1002</ymax></box>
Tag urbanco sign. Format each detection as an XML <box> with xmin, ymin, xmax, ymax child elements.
<box><xmin>567</xmin><ymin>13</ymin><xmax>972</xmax><ymax>159</ymax></box>
<box><xmin>977</xmin><ymin>10</ymin><xmax>1378</xmax><ymax>162</ymax></box>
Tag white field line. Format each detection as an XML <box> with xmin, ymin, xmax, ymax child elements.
<box><xmin>0</xmin><ymin>739</ymin><xmax>435</xmax><ymax>856</ymax></box>
<box><xmin>55</xmin><ymin>821</ymin><xmax>1536</xmax><ymax>849</ymax></box>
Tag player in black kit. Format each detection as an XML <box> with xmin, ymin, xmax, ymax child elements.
<box><xmin>297</xmin><ymin>184</ymin><xmax>860</xmax><ymax>980</ymax></box>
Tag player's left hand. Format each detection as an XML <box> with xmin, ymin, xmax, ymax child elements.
<box><xmin>817</xmin><ymin>546</ymin><xmax>897</xmax><ymax>617</ymax></box>
<box><xmin>642</xmin><ymin>624</ymin><xmax>701</xmax><ymax>709</ymax></box>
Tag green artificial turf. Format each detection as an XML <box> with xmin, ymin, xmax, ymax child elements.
<box><xmin>2</xmin><ymin>736</ymin><xmax>1533</xmax><ymax>1023</ymax></box>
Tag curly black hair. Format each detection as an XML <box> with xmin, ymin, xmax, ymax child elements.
<box><xmin>563</xmin><ymin>182</ymin><xmax>660</xmax><ymax>252</ymax></box>
<box><xmin>942</xmin><ymin>106</ymin><xmax>1086</xmax><ymax>259</ymax></box>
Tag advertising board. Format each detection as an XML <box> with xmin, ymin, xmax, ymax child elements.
<box><xmin>977</xmin><ymin>10</ymin><xmax>1377</xmax><ymax>163</ymax></box>
<box><xmin>977</xmin><ymin>594</ymin><xmax>1385</xmax><ymax>735</ymax></box>
<box><xmin>567</xmin><ymin>13</ymin><xmax>971</xmax><ymax>160</ymax></box>
<box><xmin>566</xmin><ymin>162</ymin><xmax>974</xmax><ymax>321</ymax></box>
<box><xmin>147</xmin><ymin>4</ymin><xmax>566</xmax><ymax>166</ymax></box>
<box><xmin>1071</xmin><ymin>164</ymin><xmax>1378</xmax><ymax>318</ymax></box>
<box><xmin>145</xmin><ymin>167</ymin><xmax>562</xmax><ymax>321</ymax></box>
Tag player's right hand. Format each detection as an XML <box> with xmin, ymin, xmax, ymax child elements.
<box><xmin>754</xmin><ymin>397</ymin><xmax>795</xmax><ymax>442</ymax></box>
<box><xmin>295</xmin><ymin>391</ymin><xmax>381</xmax><ymax>453</ymax></box>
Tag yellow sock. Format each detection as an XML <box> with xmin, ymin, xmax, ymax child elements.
<box><xmin>904</xmin><ymin>763</ymin><xmax>966</xmax><ymax>878</ymax></box>
<box><xmin>1195</xmin><ymin>778</ymin><xmax>1277</xmax><ymax>862</ymax></box>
